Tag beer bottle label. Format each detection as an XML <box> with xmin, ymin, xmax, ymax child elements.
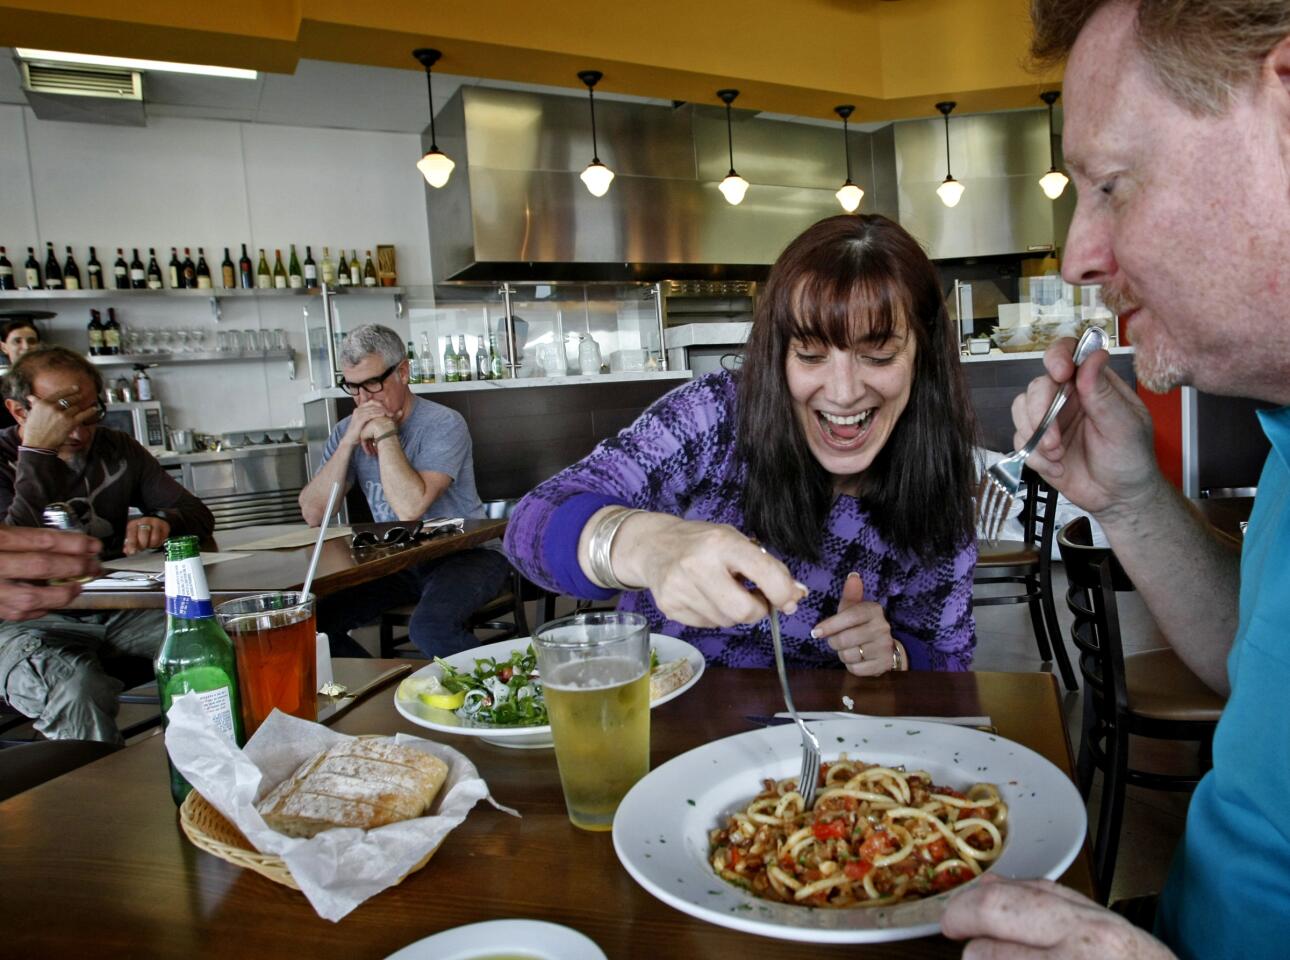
<box><xmin>165</xmin><ymin>555</ymin><xmax>214</xmax><ymax>618</ymax></box>
<box><xmin>172</xmin><ymin>686</ymin><xmax>237</xmax><ymax>744</ymax></box>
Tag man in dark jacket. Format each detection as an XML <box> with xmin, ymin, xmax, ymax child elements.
<box><xmin>0</xmin><ymin>346</ymin><xmax>214</xmax><ymax>742</ymax></box>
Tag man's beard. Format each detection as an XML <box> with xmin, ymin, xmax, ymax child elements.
<box><xmin>1104</xmin><ymin>283</ymin><xmax>1187</xmax><ymax>394</ymax></box>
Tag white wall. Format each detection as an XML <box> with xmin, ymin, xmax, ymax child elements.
<box><xmin>0</xmin><ymin>105</ymin><xmax>431</xmax><ymax>433</ymax></box>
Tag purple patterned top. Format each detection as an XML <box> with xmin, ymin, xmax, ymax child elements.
<box><xmin>503</xmin><ymin>372</ymin><xmax>976</xmax><ymax>671</ymax></box>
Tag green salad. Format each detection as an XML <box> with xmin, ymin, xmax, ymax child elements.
<box><xmin>435</xmin><ymin>645</ymin><xmax>547</xmax><ymax>727</ymax></box>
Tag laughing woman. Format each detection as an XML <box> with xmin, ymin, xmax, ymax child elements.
<box><xmin>504</xmin><ymin>215</ymin><xmax>979</xmax><ymax>673</ymax></box>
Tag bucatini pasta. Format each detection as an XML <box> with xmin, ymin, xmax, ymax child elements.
<box><xmin>709</xmin><ymin>756</ymin><xmax>1008</xmax><ymax>907</ymax></box>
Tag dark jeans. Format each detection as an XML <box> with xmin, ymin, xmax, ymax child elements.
<box><xmin>316</xmin><ymin>548</ymin><xmax>513</xmax><ymax>659</ymax></box>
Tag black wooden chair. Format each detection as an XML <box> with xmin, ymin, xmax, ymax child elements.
<box><xmin>974</xmin><ymin>466</ymin><xmax>1077</xmax><ymax>690</ymax></box>
<box><xmin>1057</xmin><ymin>515</ymin><xmax>1224</xmax><ymax>902</ymax></box>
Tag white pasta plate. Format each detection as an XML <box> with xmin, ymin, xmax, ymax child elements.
<box><xmin>611</xmin><ymin>717</ymin><xmax>1086</xmax><ymax>943</ymax></box>
<box><xmin>384</xmin><ymin>918</ymin><xmax>606</xmax><ymax>960</ymax></box>
<box><xmin>393</xmin><ymin>634</ymin><xmax>705</xmax><ymax>749</ymax></box>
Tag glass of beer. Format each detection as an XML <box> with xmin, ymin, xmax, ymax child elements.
<box><xmin>215</xmin><ymin>591</ymin><xmax>316</xmax><ymax>738</ymax></box>
<box><xmin>534</xmin><ymin>611</ymin><xmax>650</xmax><ymax>831</ymax></box>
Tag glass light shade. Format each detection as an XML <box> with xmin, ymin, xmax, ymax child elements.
<box><xmin>1039</xmin><ymin>168</ymin><xmax>1070</xmax><ymax>199</ymax></box>
<box><xmin>580</xmin><ymin>160</ymin><xmax>615</xmax><ymax>197</ymax></box>
<box><xmin>719</xmin><ymin>172</ymin><xmax>750</xmax><ymax>205</ymax></box>
<box><xmin>835</xmin><ymin>180</ymin><xmax>864</xmax><ymax>213</ymax></box>
<box><xmin>937</xmin><ymin>176</ymin><xmax>965</xmax><ymax>208</ymax></box>
<box><xmin>417</xmin><ymin>149</ymin><xmax>455</xmax><ymax>188</ymax></box>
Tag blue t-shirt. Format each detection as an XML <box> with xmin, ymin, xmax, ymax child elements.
<box><xmin>1155</xmin><ymin>406</ymin><xmax>1290</xmax><ymax>958</ymax></box>
<box><xmin>321</xmin><ymin>397</ymin><xmax>485</xmax><ymax>523</ymax></box>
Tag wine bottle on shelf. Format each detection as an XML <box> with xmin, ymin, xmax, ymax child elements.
<box><xmin>362</xmin><ymin>250</ymin><xmax>378</xmax><ymax>287</ymax></box>
<box><xmin>181</xmin><ymin>248</ymin><xmax>197</xmax><ymax>288</ymax></box>
<box><xmin>87</xmin><ymin>309</ymin><xmax>105</xmax><ymax>356</ymax></box>
<box><xmin>407</xmin><ymin>341</ymin><xmax>422</xmax><ymax>384</ymax></box>
<box><xmin>112</xmin><ymin>248</ymin><xmax>129</xmax><ymax>289</ymax></box>
<box><xmin>256</xmin><ymin>248</ymin><xmax>272</xmax><ymax>289</ymax></box>
<box><xmin>456</xmin><ymin>334</ymin><xmax>473</xmax><ymax>381</ymax></box>
<box><xmin>221</xmin><ymin>248</ymin><xmax>235</xmax><ymax>289</ymax></box>
<box><xmin>272</xmin><ymin>249</ymin><xmax>288</xmax><ymax>289</ymax></box>
<box><xmin>442</xmin><ymin>336</ymin><xmax>458</xmax><ymax>383</ymax></box>
<box><xmin>0</xmin><ymin>247</ymin><xmax>13</xmax><ymax>290</ymax></box>
<box><xmin>419</xmin><ymin>332</ymin><xmax>436</xmax><ymax>384</ymax></box>
<box><xmin>195</xmin><ymin>248</ymin><xmax>212</xmax><ymax>289</ymax></box>
<box><xmin>44</xmin><ymin>243</ymin><xmax>64</xmax><ymax>289</ymax></box>
<box><xmin>62</xmin><ymin>246</ymin><xmax>81</xmax><ymax>290</ymax></box>
<box><xmin>238</xmin><ymin>244</ymin><xmax>253</xmax><ymax>289</ymax></box>
<box><xmin>168</xmin><ymin>247</ymin><xmax>181</xmax><ymax>288</ymax></box>
<box><xmin>320</xmin><ymin>247</ymin><xmax>335</xmax><ymax>287</ymax></box>
<box><xmin>303</xmin><ymin>245</ymin><xmax>318</xmax><ymax>289</ymax></box>
<box><xmin>348</xmin><ymin>250</ymin><xmax>361</xmax><ymax>287</ymax></box>
<box><xmin>102</xmin><ymin>308</ymin><xmax>122</xmax><ymax>355</ymax></box>
<box><xmin>146</xmin><ymin>248</ymin><xmax>163</xmax><ymax>290</ymax></box>
<box><xmin>86</xmin><ymin>247</ymin><xmax>103</xmax><ymax>290</ymax></box>
<box><xmin>287</xmin><ymin>244</ymin><xmax>303</xmax><ymax>289</ymax></box>
<box><xmin>129</xmin><ymin>248</ymin><xmax>146</xmax><ymax>289</ymax></box>
<box><xmin>336</xmin><ymin>249</ymin><xmax>350</xmax><ymax>286</ymax></box>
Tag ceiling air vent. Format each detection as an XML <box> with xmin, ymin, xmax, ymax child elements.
<box><xmin>19</xmin><ymin>60</ymin><xmax>146</xmax><ymax>126</ymax></box>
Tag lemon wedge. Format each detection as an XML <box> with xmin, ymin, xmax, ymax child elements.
<box><xmin>418</xmin><ymin>688</ymin><xmax>466</xmax><ymax>710</ymax></box>
<box><xmin>397</xmin><ymin>675</ymin><xmax>445</xmax><ymax>701</ymax></box>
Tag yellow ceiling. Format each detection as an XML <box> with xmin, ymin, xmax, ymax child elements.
<box><xmin>0</xmin><ymin>0</ymin><xmax>1061</xmax><ymax>122</ymax></box>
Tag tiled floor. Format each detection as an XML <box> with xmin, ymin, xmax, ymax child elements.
<box><xmin>368</xmin><ymin>563</ymin><xmax>1200</xmax><ymax>905</ymax></box>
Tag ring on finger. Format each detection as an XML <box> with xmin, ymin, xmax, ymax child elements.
<box><xmin>856</xmin><ymin>645</ymin><xmax>865</xmax><ymax>662</ymax></box>
<box><xmin>892</xmin><ymin>648</ymin><xmax>900</xmax><ymax>672</ymax></box>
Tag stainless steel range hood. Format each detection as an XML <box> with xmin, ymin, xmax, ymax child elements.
<box><xmin>424</xmin><ymin>87</ymin><xmax>1068</xmax><ymax>282</ymax></box>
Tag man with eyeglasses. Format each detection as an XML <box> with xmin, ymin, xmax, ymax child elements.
<box><xmin>300</xmin><ymin>324</ymin><xmax>509</xmax><ymax>659</ymax></box>
<box><xmin>0</xmin><ymin>346</ymin><xmax>213</xmax><ymax>742</ymax></box>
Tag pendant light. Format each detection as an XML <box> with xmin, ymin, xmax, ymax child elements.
<box><xmin>1038</xmin><ymin>90</ymin><xmax>1070</xmax><ymax>199</ymax></box>
<box><xmin>413</xmin><ymin>48</ymin><xmax>455</xmax><ymax>188</ymax></box>
<box><xmin>577</xmin><ymin>70</ymin><xmax>614</xmax><ymax>197</ymax></box>
<box><xmin>934</xmin><ymin>101</ymin><xmax>965</xmax><ymax>208</ymax></box>
<box><xmin>716</xmin><ymin>89</ymin><xmax>749</xmax><ymax>205</ymax></box>
<box><xmin>833</xmin><ymin>105</ymin><xmax>864</xmax><ymax>213</ymax></box>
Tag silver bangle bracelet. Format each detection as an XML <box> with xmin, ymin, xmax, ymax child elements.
<box><xmin>587</xmin><ymin>506</ymin><xmax>645</xmax><ymax>591</ymax></box>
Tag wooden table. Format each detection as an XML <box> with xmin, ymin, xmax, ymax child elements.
<box><xmin>68</xmin><ymin>518</ymin><xmax>508</xmax><ymax>610</ymax></box>
<box><xmin>1191</xmin><ymin>496</ymin><xmax>1254</xmax><ymax>548</ymax></box>
<box><xmin>0</xmin><ymin>665</ymin><xmax>1090</xmax><ymax>959</ymax></box>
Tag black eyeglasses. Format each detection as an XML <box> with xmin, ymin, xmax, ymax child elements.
<box><xmin>26</xmin><ymin>397</ymin><xmax>107</xmax><ymax>424</ymax></box>
<box><xmin>338</xmin><ymin>362</ymin><xmax>400</xmax><ymax>396</ymax></box>
<box><xmin>351</xmin><ymin>525</ymin><xmax>417</xmax><ymax>549</ymax></box>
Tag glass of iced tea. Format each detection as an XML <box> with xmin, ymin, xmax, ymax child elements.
<box><xmin>534</xmin><ymin>611</ymin><xmax>650</xmax><ymax>831</ymax></box>
<box><xmin>215</xmin><ymin>591</ymin><xmax>316</xmax><ymax>737</ymax></box>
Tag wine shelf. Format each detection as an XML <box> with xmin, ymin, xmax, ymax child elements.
<box><xmin>87</xmin><ymin>349</ymin><xmax>293</xmax><ymax>366</ymax></box>
<box><xmin>0</xmin><ymin>287</ymin><xmax>402</xmax><ymax>300</ymax></box>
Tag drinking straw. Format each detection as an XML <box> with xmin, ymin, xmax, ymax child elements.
<box><xmin>301</xmin><ymin>480</ymin><xmax>340</xmax><ymax>601</ymax></box>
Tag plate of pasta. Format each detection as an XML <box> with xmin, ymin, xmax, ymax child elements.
<box><xmin>393</xmin><ymin>634</ymin><xmax>704</xmax><ymax>748</ymax></box>
<box><xmin>611</xmin><ymin>717</ymin><xmax>1085</xmax><ymax>943</ymax></box>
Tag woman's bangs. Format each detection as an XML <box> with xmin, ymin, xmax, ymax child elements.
<box><xmin>785</xmin><ymin>268</ymin><xmax>907</xmax><ymax>349</ymax></box>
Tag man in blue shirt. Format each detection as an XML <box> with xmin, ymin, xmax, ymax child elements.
<box><xmin>941</xmin><ymin>2</ymin><xmax>1290</xmax><ymax>958</ymax></box>
<box><xmin>300</xmin><ymin>324</ymin><xmax>510</xmax><ymax>659</ymax></box>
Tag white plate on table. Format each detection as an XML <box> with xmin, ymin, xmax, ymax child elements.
<box><xmin>612</xmin><ymin>717</ymin><xmax>1086</xmax><ymax>944</ymax></box>
<box><xmin>385</xmin><ymin>918</ymin><xmax>606</xmax><ymax>960</ymax></box>
<box><xmin>394</xmin><ymin>634</ymin><xmax>705</xmax><ymax>748</ymax></box>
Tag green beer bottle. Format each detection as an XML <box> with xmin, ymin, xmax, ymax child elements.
<box><xmin>154</xmin><ymin>536</ymin><xmax>244</xmax><ymax>805</ymax></box>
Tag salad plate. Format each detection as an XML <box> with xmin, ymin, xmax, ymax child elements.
<box><xmin>611</xmin><ymin>717</ymin><xmax>1086</xmax><ymax>943</ymax></box>
<box><xmin>384</xmin><ymin>918</ymin><xmax>606</xmax><ymax>960</ymax></box>
<box><xmin>394</xmin><ymin>634</ymin><xmax>705</xmax><ymax>748</ymax></box>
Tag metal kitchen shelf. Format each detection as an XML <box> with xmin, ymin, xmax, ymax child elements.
<box><xmin>0</xmin><ymin>286</ymin><xmax>402</xmax><ymax>300</ymax></box>
<box><xmin>88</xmin><ymin>349</ymin><xmax>293</xmax><ymax>366</ymax></box>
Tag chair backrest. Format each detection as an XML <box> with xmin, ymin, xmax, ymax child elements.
<box><xmin>1056</xmin><ymin>516</ymin><xmax>1133</xmax><ymax>714</ymax></box>
<box><xmin>1018</xmin><ymin>466</ymin><xmax>1060</xmax><ymax>555</ymax></box>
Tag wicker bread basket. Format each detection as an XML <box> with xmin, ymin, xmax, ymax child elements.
<box><xmin>179</xmin><ymin>790</ymin><xmax>440</xmax><ymax>890</ymax></box>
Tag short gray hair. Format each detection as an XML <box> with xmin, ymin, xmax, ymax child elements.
<box><xmin>340</xmin><ymin>324</ymin><xmax>405</xmax><ymax>369</ymax></box>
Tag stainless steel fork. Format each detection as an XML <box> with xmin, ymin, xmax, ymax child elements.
<box><xmin>976</xmin><ymin>326</ymin><xmax>1108</xmax><ymax>541</ymax></box>
<box><xmin>767</xmin><ymin>608</ymin><xmax>821</xmax><ymax>808</ymax></box>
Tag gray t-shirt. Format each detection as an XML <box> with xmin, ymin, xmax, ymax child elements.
<box><xmin>322</xmin><ymin>397</ymin><xmax>485</xmax><ymax>522</ymax></box>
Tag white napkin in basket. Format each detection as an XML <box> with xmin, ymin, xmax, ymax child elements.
<box><xmin>164</xmin><ymin>696</ymin><xmax>515</xmax><ymax>921</ymax></box>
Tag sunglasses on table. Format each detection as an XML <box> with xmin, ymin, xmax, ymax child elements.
<box><xmin>338</xmin><ymin>362</ymin><xmax>400</xmax><ymax>396</ymax></box>
<box><xmin>350</xmin><ymin>517</ymin><xmax>466</xmax><ymax>549</ymax></box>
